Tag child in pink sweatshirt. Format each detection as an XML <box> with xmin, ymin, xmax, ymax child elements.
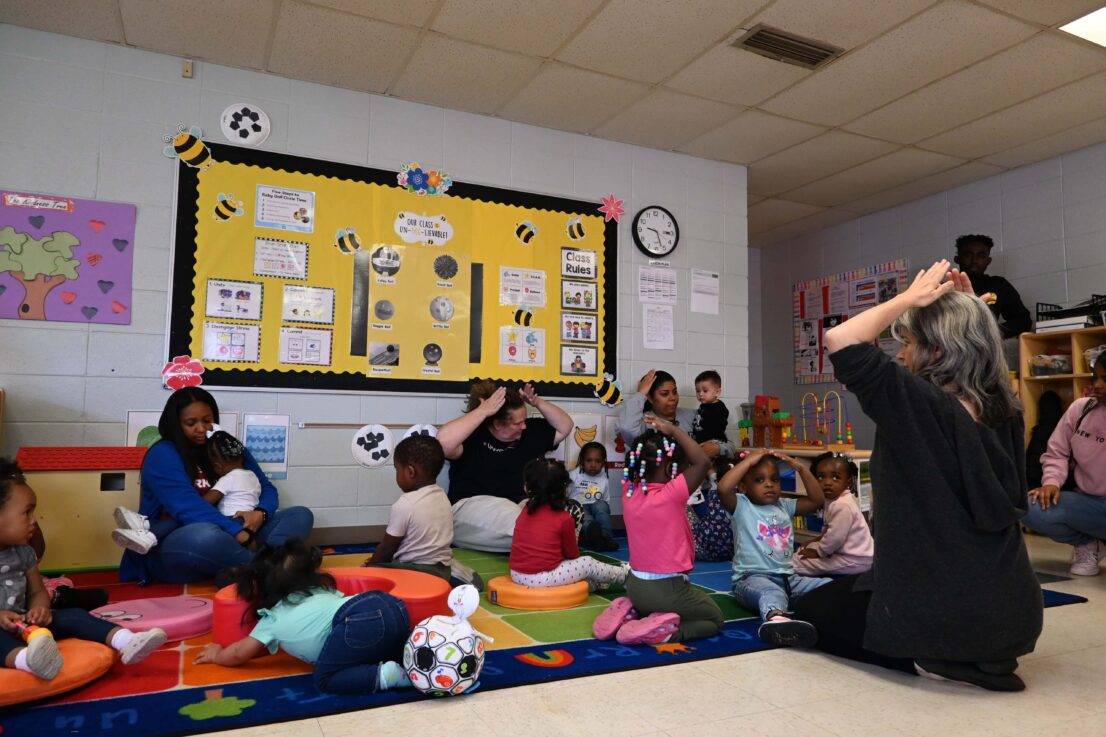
<box><xmin>794</xmin><ymin>453</ymin><xmax>874</xmax><ymax>576</ymax></box>
<box><xmin>1025</xmin><ymin>354</ymin><xmax>1106</xmax><ymax>576</ymax></box>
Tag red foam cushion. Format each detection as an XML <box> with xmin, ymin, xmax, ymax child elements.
<box><xmin>0</xmin><ymin>639</ymin><xmax>114</xmax><ymax>707</ymax></box>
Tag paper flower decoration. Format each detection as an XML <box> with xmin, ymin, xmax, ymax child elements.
<box><xmin>398</xmin><ymin>162</ymin><xmax>452</xmax><ymax>196</ymax></box>
<box><xmin>598</xmin><ymin>194</ymin><xmax>624</xmax><ymax>223</ymax></box>
<box><xmin>162</xmin><ymin>355</ymin><xmax>205</xmax><ymax>390</ymax></box>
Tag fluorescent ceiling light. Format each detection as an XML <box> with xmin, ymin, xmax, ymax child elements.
<box><xmin>1060</xmin><ymin>6</ymin><xmax>1106</xmax><ymax>47</ymax></box>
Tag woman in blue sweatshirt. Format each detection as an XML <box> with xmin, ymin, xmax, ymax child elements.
<box><xmin>118</xmin><ymin>388</ymin><xmax>313</xmax><ymax>583</ymax></box>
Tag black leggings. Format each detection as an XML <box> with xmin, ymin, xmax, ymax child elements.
<box><xmin>792</xmin><ymin>574</ymin><xmax>916</xmax><ymax>675</ymax></box>
<box><xmin>0</xmin><ymin>608</ymin><xmax>116</xmax><ymax>662</ymax></box>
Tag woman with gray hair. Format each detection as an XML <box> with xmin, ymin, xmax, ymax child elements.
<box><xmin>778</xmin><ymin>260</ymin><xmax>1041</xmax><ymax>692</ymax></box>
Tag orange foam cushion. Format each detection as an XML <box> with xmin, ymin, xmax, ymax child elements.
<box><xmin>486</xmin><ymin>576</ymin><xmax>589</xmax><ymax>610</ymax></box>
<box><xmin>212</xmin><ymin>566</ymin><xmax>451</xmax><ymax>646</ymax></box>
<box><xmin>0</xmin><ymin>639</ymin><xmax>114</xmax><ymax>707</ymax></box>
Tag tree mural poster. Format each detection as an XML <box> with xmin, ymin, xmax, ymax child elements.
<box><xmin>0</xmin><ymin>191</ymin><xmax>136</xmax><ymax>325</ymax></box>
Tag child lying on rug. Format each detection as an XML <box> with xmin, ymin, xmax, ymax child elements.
<box><xmin>0</xmin><ymin>459</ymin><xmax>166</xmax><ymax>680</ymax></box>
<box><xmin>193</xmin><ymin>537</ymin><xmax>413</xmax><ymax>695</ymax></box>
<box><xmin>508</xmin><ymin>459</ymin><xmax>628</xmax><ymax>591</ymax></box>
<box><xmin>361</xmin><ymin>435</ymin><xmax>456</xmax><ymax>584</ymax></box>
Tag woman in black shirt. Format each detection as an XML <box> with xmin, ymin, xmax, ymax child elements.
<box><xmin>787</xmin><ymin>260</ymin><xmax>1041</xmax><ymax>692</ymax></box>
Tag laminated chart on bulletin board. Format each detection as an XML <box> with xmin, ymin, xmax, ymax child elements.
<box><xmin>792</xmin><ymin>258</ymin><xmax>908</xmax><ymax>384</ymax></box>
<box><xmin>168</xmin><ymin>142</ymin><xmax>616</xmax><ymax>397</ymax></box>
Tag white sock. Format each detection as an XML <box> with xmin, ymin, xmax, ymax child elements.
<box><xmin>110</xmin><ymin>628</ymin><xmax>134</xmax><ymax>651</ymax></box>
<box><xmin>13</xmin><ymin>648</ymin><xmax>31</xmax><ymax>673</ymax></box>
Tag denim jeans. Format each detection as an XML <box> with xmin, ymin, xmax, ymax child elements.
<box><xmin>732</xmin><ymin>571</ymin><xmax>831</xmax><ymax>620</ymax></box>
<box><xmin>1023</xmin><ymin>490</ymin><xmax>1106</xmax><ymax>546</ymax></box>
<box><xmin>313</xmin><ymin>591</ymin><xmax>410</xmax><ymax>695</ymax></box>
<box><xmin>143</xmin><ymin>506</ymin><xmax>314</xmax><ymax>583</ymax></box>
<box><xmin>581</xmin><ymin>499</ymin><xmax>614</xmax><ymax>538</ymax></box>
<box><xmin>0</xmin><ymin>608</ymin><xmax>117</xmax><ymax>661</ymax></box>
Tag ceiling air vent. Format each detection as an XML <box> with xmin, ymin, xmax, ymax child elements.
<box><xmin>731</xmin><ymin>24</ymin><xmax>843</xmax><ymax>70</ymax></box>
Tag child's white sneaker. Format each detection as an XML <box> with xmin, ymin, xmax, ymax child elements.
<box><xmin>112</xmin><ymin>529</ymin><xmax>158</xmax><ymax>554</ymax></box>
<box><xmin>113</xmin><ymin>506</ymin><xmax>149</xmax><ymax>532</ymax></box>
<box><xmin>25</xmin><ymin>633</ymin><xmax>64</xmax><ymax>679</ymax></box>
<box><xmin>1069</xmin><ymin>539</ymin><xmax>1104</xmax><ymax>576</ymax></box>
<box><xmin>120</xmin><ymin>628</ymin><xmax>167</xmax><ymax>665</ymax></box>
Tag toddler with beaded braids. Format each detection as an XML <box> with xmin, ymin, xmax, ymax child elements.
<box><xmin>592</xmin><ymin>416</ymin><xmax>723</xmax><ymax>645</ymax></box>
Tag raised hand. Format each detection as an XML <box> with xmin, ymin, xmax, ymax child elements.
<box><xmin>903</xmin><ymin>260</ymin><xmax>956</xmax><ymax>308</ymax></box>
<box><xmin>643</xmin><ymin>413</ymin><xmax>675</xmax><ymax>435</ymax></box>
<box><xmin>521</xmin><ymin>383</ymin><xmax>540</xmax><ymax>406</ymax></box>
<box><xmin>637</xmin><ymin>370</ymin><xmax>656</xmax><ymax>396</ymax></box>
<box><xmin>478</xmin><ymin>387</ymin><xmax>507</xmax><ymax>418</ymax></box>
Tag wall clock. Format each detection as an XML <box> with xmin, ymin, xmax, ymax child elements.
<box><xmin>632</xmin><ymin>205</ymin><xmax>679</xmax><ymax>258</ymax></box>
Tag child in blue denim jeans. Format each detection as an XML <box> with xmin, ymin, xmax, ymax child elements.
<box><xmin>193</xmin><ymin>538</ymin><xmax>412</xmax><ymax>695</ymax></box>
<box><xmin>717</xmin><ymin>449</ymin><xmax>830</xmax><ymax>647</ymax></box>
<box><xmin>570</xmin><ymin>442</ymin><xmax>619</xmax><ymax>551</ymax></box>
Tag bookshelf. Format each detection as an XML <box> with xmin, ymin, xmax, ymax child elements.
<box><xmin>1019</xmin><ymin>326</ymin><xmax>1106</xmax><ymax>442</ymax></box>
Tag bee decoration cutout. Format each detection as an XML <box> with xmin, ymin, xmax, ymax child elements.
<box><xmin>334</xmin><ymin>227</ymin><xmax>362</xmax><ymax>254</ymax></box>
<box><xmin>163</xmin><ymin>125</ymin><xmax>215</xmax><ymax>170</ymax></box>
<box><xmin>593</xmin><ymin>373</ymin><xmax>623</xmax><ymax>407</ymax></box>
<box><xmin>213</xmin><ymin>193</ymin><xmax>244</xmax><ymax>221</ymax></box>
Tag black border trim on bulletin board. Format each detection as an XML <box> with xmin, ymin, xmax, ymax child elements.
<box><xmin>169</xmin><ymin>142</ymin><xmax>618</xmax><ymax>398</ymax></box>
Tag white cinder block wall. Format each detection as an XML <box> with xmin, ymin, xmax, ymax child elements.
<box><xmin>0</xmin><ymin>26</ymin><xmax>750</xmax><ymax>531</ymax></box>
<box><xmin>753</xmin><ymin>141</ymin><xmax>1106</xmax><ymax>449</ymax></box>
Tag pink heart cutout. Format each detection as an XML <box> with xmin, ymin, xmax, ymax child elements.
<box><xmin>89</xmin><ymin>220</ymin><xmax>106</xmax><ymax>233</ymax></box>
<box><xmin>60</xmin><ymin>291</ymin><xmax>77</xmax><ymax>304</ymax></box>
<box><xmin>111</xmin><ymin>300</ymin><xmax>127</xmax><ymax>313</ymax></box>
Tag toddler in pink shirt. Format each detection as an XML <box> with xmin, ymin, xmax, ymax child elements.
<box><xmin>592</xmin><ymin>417</ymin><xmax>722</xmax><ymax>645</ymax></box>
<box><xmin>794</xmin><ymin>453</ymin><xmax>874</xmax><ymax>576</ymax></box>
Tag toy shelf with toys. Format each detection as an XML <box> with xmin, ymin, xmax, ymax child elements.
<box><xmin>1018</xmin><ymin>325</ymin><xmax>1106</xmax><ymax>443</ymax></box>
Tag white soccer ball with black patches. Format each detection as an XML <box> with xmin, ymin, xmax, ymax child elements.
<box><xmin>220</xmin><ymin>103</ymin><xmax>271</xmax><ymax>146</ymax></box>
<box><xmin>403</xmin><ymin>424</ymin><xmax>438</xmax><ymax>440</ymax></box>
<box><xmin>351</xmin><ymin>424</ymin><xmax>394</xmax><ymax>467</ymax></box>
<box><xmin>404</xmin><ymin>586</ymin><xmax>485</xmax><ymax>697</ymax></box>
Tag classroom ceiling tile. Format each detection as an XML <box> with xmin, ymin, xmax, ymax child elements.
<box><xmin>304</xmin><ymin>0</ymin><xmax>437</xmax><ymax>27</ymax></box>
<box><xmin>555</xmin><ymin>0</ymin><xmax>770</xmax><ymax>83</ymax></box>
<box><xmin>747</xmin><ymin>199</ymin><xmax>826</xmax><ymax>235</ymax></box>
<box><xmin>754</xmin><ymin>207</ymin><xmax>859</xmax><ymax>246</ymax></box>
<box><xmin>677</xmin><ymin>111</ymin><xmax>825</xmax><ymax>164</ymax></box>
<box><xmin>845</xmin><ymin>34</ymin><xmax>1106</xmax><ymax>144</ymax></box>
<box><xmin>499</xmin><ymin>63</ymin><xmax>649</xmax><ymax>133</ymax></box>
<box><xmin>918</xmin><ymin>71</ymin><xmax>1106</xmax><ymax>159</ymax></box>
<box><xmin>592</xmin><ymin>89</ymin><xmax>740</xmax><ymax>150</ymax></box>
<box><xmin>784</xmin><ymin>148</ymin><xmax>966</xmax><ymax>207</ymax></box>
<box><xmin>742</xmin><ymin>0</ymin><xmax>934</xmax><ymax>50</ymax></box>
<box><xmin>760</xmin><ymin>1</ymin><xmax>1037</xmax><ymax>126</ymax></box>
<box><xmin>270</xmin><ymin>2</ymin><xmax>419</xmax><ymax>93</ymax></box>
<box><xmin>975</xmin><ymin>0</ymin><xmax>1106</xmax><ymax>26</ymax></box>
<box><xmin>392</xmin><ymin>34</ymin><xmax>544</xmax><ymax>115</ymax></box>
<box><xmin>664</xmin><ymin>44</ymin><xmax>811</xmax><ymax>107</ymax></box>
<box><xmin>120</xmin><ymin>0</ymin><xmax>276</xmax><ymax>69</ymax></box>
<box><xmin>846</xmin><ymin>161</ymin><xmax>1005</xmax><ymax>214</ymax></box>
<box><xmin>747</xmin><ymin>131</ymin><xmax>900</xmax><ymax>197</ymax></box>
<box><xmin>0</xmin><ymin>0</ymin><xmax>123</xmax><ymax>43</ymax></box>
<box><xmin>432</xmin><ymin>0</ymin><xmax>604</xmax><ymax>57</ymax></box>
<box><xmin>981</xmin><ymin>115</ymin><xmax>1106</xmax><ymax>169</ymax></box>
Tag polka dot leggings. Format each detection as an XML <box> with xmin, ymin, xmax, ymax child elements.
<box><xmin>511</xmin><ymin>556</ymin><xmax>628</xmax><ymax>591</ymax></box>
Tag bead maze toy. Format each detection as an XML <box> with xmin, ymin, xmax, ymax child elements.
<box><xmin>777</xmin><ymin>390</ymin><xmax>855</xmax><ymax>451</ymax></box>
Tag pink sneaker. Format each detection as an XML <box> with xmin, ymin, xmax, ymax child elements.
<box><xmin>615</xmin><ymin>612</ymin><xmax>680</xmax><ymax>645</ymax></box>
<box><xmin>593</xmin><ymin>597</ymin><xmax>638</xmax><ymax>640</ymax></box>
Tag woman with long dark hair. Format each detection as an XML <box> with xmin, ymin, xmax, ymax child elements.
<box><xmin>117</xmin><ymin>387</ymin><xmax>313</xmax><ymax>583</ymax></box>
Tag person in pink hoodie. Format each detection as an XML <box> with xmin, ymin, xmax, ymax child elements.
<box><xmin>1024</xmin><ymin>354</ymin><xmax>1106</xmax><ymax>576</ymax></box>
<box><xmin>794</xmin><ymin>452</ymin><xmax>874</xmax><ymax>577</ymax></box>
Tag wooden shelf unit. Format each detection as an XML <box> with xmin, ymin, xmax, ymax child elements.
<box><xmin>1019</xmin><ymin>326</ymin><xmax>1106</xmax><ymax>442</ymax></box>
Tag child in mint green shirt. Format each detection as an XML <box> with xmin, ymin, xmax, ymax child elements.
<box><xmin>193</xmin><ymin>539</ymin><xmax>412</xmax><ymax>695</ymax></box>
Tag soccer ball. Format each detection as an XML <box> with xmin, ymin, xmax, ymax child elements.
<box><xmin>403</xmin><ymin>424</ymin><xmax>438</xmax><ymax>440</ymax></box>
<box><xmin>351</xmin><ymin>424</ymin><xmax>393</xmax><ymax>467</ymax></box>
<box><xmin>404</xmin><ymin>586</ymin><xmax>485</xmax><ymax>697</ymax></box>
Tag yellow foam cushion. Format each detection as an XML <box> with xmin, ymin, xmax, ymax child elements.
<box><xmin>486</xmin><ymin>576</ymin><xmax>589</xmax><ymax>611</ymax></box>
<box><xmin>0</xmin><ymin>639</ymin><xmax>114</xmax><ymax>706</ymax></box>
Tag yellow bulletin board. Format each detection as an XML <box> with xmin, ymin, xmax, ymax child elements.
<box><xmin>168</xmin><ymin>142</ymin><xmax>616</xmax><ymax>397</ymax></box>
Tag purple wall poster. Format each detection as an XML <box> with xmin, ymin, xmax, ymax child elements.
<box><xmin>0</xmin><ymin>191</ymin><xmax>136</xmax><ymax>325</ymax></box>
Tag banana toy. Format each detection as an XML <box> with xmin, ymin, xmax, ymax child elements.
<box><xmin>573</xmin><ymin>425</ymin><xmax>598</xmax><ymax>447</ymax></box>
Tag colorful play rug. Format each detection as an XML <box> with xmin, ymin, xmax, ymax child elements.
<box><xmin>1</xmin><ymin>548</ymin><xmax>1087</xmax><ymax>737</ymax></box>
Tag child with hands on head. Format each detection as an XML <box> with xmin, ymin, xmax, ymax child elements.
<box><xmin>0</xmin><ymin>459</ymin><xmax>166</xmax><ymax>680</ymax></box>
<box><xmin>194</xmin><ymin>537</ymin><xmax>413</xmax><ymax>695</ymax></box>
<box><xmin>509</xmin><ymin>459</ymin><xmax>628</xmax><ymax>591</ymax></box>
<box><xmin>794</xmin><ymin>453</ymin><xmax>873</xmax><ymax>577</ymax></box>
<box><xmin>717</xmin><ymin>449</ymin><xmax>830</xmax><ymax>646</ymax></box>
<box><xmin>593</xmin><ymin>415</ymin><xmax>724</xmax><ymax>645</ymax></box>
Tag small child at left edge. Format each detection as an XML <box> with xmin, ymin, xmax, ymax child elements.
<box><xmin>0</xmin><ymin>458</ymin><xmax>166</xmax><ymax>680</ymax></box>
